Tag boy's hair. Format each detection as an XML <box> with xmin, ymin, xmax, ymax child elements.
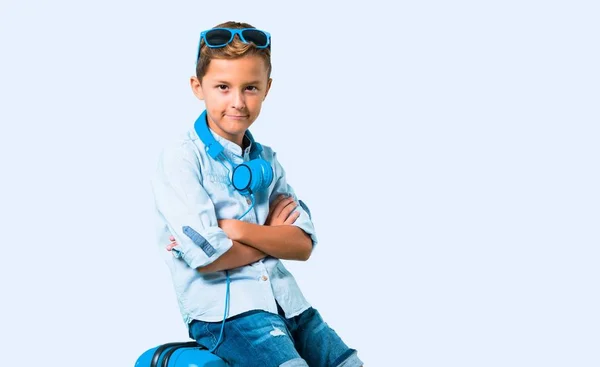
<box><xmin>196</xmin><ymin>21</ymin><xmax>272</xmax><ymax>81</ymax></box>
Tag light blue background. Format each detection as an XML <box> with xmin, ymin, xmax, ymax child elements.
<box><xmin>1</xmin><ymin>1</ymin><xmax>598</xmax><ymax>366</ymax></box>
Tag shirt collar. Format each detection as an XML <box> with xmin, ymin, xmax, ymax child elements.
<box><xmin>191</xmin><ymin>125</ymin><xmax>254</xmax><ymax>158</ymax></box>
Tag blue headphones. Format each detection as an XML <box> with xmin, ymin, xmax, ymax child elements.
<box><xmin>194</xmin><ymin>110</ymin><xmax>273</xmax><ymax>196</ymax></box>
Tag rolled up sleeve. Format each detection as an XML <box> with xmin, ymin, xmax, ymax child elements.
<box><xmin>151</xmin><ymin>145</ymin><xmax>233</xmax><ymax>269</ymax></box>
<box><xmin>270</xmin><ymin>152</ymin><xmax>318</xmax><ymax>247</ymax></box>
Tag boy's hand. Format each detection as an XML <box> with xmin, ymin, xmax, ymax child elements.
<box><xmin>265</xmin><ymin>194</ymin><xmax>300</xmax><ymax>226</ymax></box>
<box><xmin>167</xmin><ymin>235</ymin><xmax>177</xmax><ymax>251</ymax></box>
<box><xmin>217</xmin><ymin>219</ymin><xmax>242</xmax><ymax>241</ymax></box>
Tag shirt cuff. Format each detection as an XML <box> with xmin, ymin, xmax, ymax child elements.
<box><xmin>173</xmin><ymin>226</ymin><xmax>233</xmax><ymax>269</ymax></box>
<box><xmin>293</xmin><ymin>200</ymin><xmax>318</xmax><ymax>247</ymax></box>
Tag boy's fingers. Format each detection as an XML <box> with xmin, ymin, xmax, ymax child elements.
<box><xmin>273</xmin><ymin>197</ymin><xmax>295</xmax><ymax>217</ymax></box>
<box><xmin>270</xmin><ymin>194</ymin><xmax>284</xmax><ymax>206</ymax></box>
<box><xmin>285</xmin><ymin>211</ymin><xmax>301</xmax><ymax>224</ymax></box>
<box><xmin>269</xmin><ymin>194</ymin><xmax>287</xmax><ymax>210</ymax></box>
<box><xmin>275</xmin><ymin>194</ymin><xmax>293</xmax><ymax>206</ymax></box>
<box><xmin>281</xmin><ymin>203</ymin><xmax>298</xmax><ymax>218</ymax></box>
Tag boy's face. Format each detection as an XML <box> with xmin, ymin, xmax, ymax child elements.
<box><xmin>191</xmin><ymin>55</ymin><xmax>272</xmax><ymax>147</ymax></box>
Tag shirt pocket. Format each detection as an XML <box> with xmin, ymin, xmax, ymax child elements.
<box><xmin>204</xmin><ymin>172</ymin><xmax>230</xmax><ymax>186</ymax></box>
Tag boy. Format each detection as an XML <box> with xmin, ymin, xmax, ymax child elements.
<box><xmin>151</xmin><ymin>21</ymin><xmax>363</xmax><ymax>367</ymax></box>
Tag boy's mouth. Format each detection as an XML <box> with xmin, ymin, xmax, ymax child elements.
<box><xmin>225</xmin><ymin>114</ymin><xmax>249</xmax><ymax>120</ymax></box>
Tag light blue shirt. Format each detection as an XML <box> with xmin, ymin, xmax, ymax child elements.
<box><xmin>151</xmin><ymin>124</ymin><xmax>318</xmax><ymax>324</ymax></box>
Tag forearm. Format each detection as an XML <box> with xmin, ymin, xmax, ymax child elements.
<box><xmin>196</xmin><ymin>240</ymin><xmax>267</xmax><ymax>273</ymax></box>
<box><xmin>234</xmin><ymin>222</ymin><xmax>312</xmax><ymax>261</ymax></box>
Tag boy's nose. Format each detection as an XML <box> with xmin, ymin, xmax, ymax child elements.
<box><xmin>230</xmin><ymin>91</ymin><xmax>246</xmax><ymax>109</ymax></box>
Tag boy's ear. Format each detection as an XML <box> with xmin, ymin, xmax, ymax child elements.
<box><xmin>263</xmin><ymin>78</ymin><xmax>273</xmax><ymax>100</ymax></box>
<box><xmin>190</xmin><ymin>76</ymin><xmax>204</xmax><ymax>100</ymax></box>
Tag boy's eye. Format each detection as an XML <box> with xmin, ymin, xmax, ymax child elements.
<box><xmin>246</xmin><ymin>86</ymin><xmax>258</xmax><ymax>92</ymax></box>
<box><xmin>217</xmin><ymin>85</ymin><xmax>228</xmax><ymax>90</ymax></box>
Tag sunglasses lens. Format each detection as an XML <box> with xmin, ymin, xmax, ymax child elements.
<box><xmin>241</xmin><ymin>29</ymin><xmax>269</xmax><ymax>47</ymax></box>
<box><xmin>204</xmin><ymin>29</ymin><xmax>233</xmax><ymax>47</ymax></box>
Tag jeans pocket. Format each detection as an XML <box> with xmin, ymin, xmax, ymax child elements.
<box><xmin>189</xmin><ymin>320</ymin><xmax>219</xmax><ymax>349</ymax></box>
<box><xmin>203</xmin><ymin>322</ymin><xmax>219</xmax><ymax>348</ymax></box>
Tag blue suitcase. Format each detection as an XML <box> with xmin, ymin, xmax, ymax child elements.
<box><xmin>135</xmin><ymin>341</ymin><xmax>227</xmax><ymax>367</ymax></box>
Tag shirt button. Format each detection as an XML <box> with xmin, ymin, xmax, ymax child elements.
<box><xmin>261</xmin><ymin>275</ymin><xmax>268</xmax><ymax>281</ymax></box>
<box><xmin>246</xmin><ymin>197</ymin><xmax>252</xmax><ymax>204</ymax></box>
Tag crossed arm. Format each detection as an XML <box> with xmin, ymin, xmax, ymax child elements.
<box><xmin>167</xmin><ymin>194</ymin><xmax>313</xmax><ymax>273</ymax></box>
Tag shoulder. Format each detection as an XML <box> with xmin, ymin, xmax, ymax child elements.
<box><xmin>258</xmin><ymin>142</ymin><xmax>286</xmax><ymax>163</ymax></box>
<box><xmin>258</xmin><ymin>142</ymin><xmax>275</xmax><ymax>160</ymax></box>
<box><xmin>157</xmin><ymin>129</ymin><xmax>203</xmax><ymax>168</ymax></box>
<box><xmin>257</xmin><ymin>143</ymin><xmax>289</xmax><ymax>178</ymax></box>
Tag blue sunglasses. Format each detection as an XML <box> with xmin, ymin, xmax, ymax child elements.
<box><xmin>196</xmin><ymin>28</ymin><xmax>271</xmax><ymax>61</ymax></box>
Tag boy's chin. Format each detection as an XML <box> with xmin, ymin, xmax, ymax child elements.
<box><xmin>220</xmin><ymin>125</ymin><xmax>249</xmax><ymax>139</ymax></box>
<box><xmin>223</xmin><ymin>120</ymin><xmax>252</xmax><ymax>131</ymax></box>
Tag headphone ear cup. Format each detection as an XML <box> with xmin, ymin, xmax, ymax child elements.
<box><xmin>232</xmin><ymin>164</ymin><xmax>252</xmax><ymax>194</ymax></box>
<box><xmin>232</xmin><ymin>159</ymin><xmax>273</xmax><ymax>195</ymax></box>
<box><xmin>246</xmin><ymin>159</ymin><xmax>273</xmax><ymax>193</ymax></box>
<box><xmin>256</xmin><ymin>158</ymin><xmax>273</xmax><ymax>189</ymax></box>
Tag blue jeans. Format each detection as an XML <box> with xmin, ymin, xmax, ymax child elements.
<box><xmin>188</xmin><ymin>306</ymin><xmax>362</xmax><ymax>367</ymax></box>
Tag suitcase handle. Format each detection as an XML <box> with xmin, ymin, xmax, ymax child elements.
<box><xmin>150</xmin><ymin>341</ymin><xmax>202</xmax><ymax>367</ymax></box>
